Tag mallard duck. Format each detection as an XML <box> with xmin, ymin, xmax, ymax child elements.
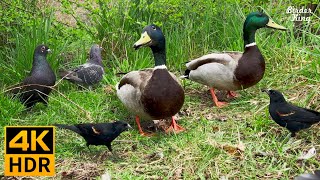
<box><xmin>116</xmin><ymin>24</ymin><xmax>185</xmax><ymax>136</ymax></box>
<box><xmin>182</xmin><ymin>12</ymin><xmax>286</xmax><ymax>107</ymax></box>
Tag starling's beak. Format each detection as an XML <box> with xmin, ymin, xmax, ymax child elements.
<box><xmin>261</xmin><ymin>89</ymin><xmax>270</xmax><ymax>95</ymax></box>
<box><xmin>133</xmin><ymin>31</ymin><xmax>152</xmax><ymax>50</ymax></box>
<box><xmin>127</xmin><ymin>124</ymin><xmax>133</xmax><ymax>130</ymax></box>
<box><xmin>266</xmin><ymin>19</ymin><xmax>287</xmax><ymax>30</ymax></box>
<box><xmin>47</xmin><ymin>49</ymin><xmax>51</xmax><ymax>53</ymax></box>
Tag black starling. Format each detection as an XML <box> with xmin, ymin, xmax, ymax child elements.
<box><xmin>263</xmin><ymin>89</ymin><xmax>320</xmax><ymax>137</ymax></box>
<box><xmin>55</xmin><ymin>121</ymin><xmax>132</xmax><ymax>152</ymax></box>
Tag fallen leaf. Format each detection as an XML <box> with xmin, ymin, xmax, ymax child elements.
<box><xmin>205</xmin><ymin>113</ymin><xmax>214</xmax><ymax>120</ymax></box>
<box><xmin>298</xmin><ymin>147</ymin><xmax>316</xmax><ymax>160</ymax></box>
<box><xmin>237</xmin><ymin>141</ymin><xmax>245</xmax><ymax>152</ymax></box>
<box><xmin>212</xmin><ymin>126</ymin><xmax>220</xmax><ymax>132</ymax></box>
<box><xmin>146</xmin><ymin>151</ymin><xmax>164</xmax><ymax>162</ymax></box>
<box><xmin>101</xmin><ymin>170</ymin><xmax>111</xmax><ymax>180</ymax></box>
<box><xmin>173</xmin><ymin>168</ymin><xmax>183</xmax><ymax>180</ymax></box>
<box><xmin>104</xmin><ymin>85</ymin><xmax>114</xmax><ymax>94</ymax></box>
<box><xmin>217</xmin><ymin>115</ymin><xmax>228</xmax><ymax>122</ymax></box>
<box><xmin>254</xmin><ymin>151</ymin><xmax>271</xmax><ymax>157</ymax></box>
<box><xmin>219</xmin><ymin>176</ymin><xmax>228</xmax><ymax>180</ymax></box>
<box><xmin>222</xmin><ymin>144</ymin><xmax>244</xmax><ymax>159</ymax></box>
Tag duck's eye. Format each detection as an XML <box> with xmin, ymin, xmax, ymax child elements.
<box><xmin>41</xmin><ymin>46</ymin><xmax>46</xmax><ymax>51</ymax></box>
<box><xmin>152</xmin><ymin>26</ymin><xmax>156</xmax><ymax>30</ymax></box>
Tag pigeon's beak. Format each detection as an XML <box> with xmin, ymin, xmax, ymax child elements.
<box><xmin>261</xmin><ymin>89</ymin><xmax>270</xmax><ymax>95</ymax></box>
<box><xmin>46</xmin><ymin>49</ymin><xmax>51</xmax><ymax>53</ymax></box>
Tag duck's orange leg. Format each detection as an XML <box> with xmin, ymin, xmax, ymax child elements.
<box><xmin>227</xmin><ymin>91</ymin><xmax>238</xmax><ymax>98</ymax></box>
<box><xmin>210</xmin><ymin>88</ymin><xmax>228</xmax><ymax>108</ymax></box>
<box><xmin>165</xmin><ymin>116</ymin><xmax>185</xmax><ymax>133</ymax></box>
<box><xmin>135</xmin><ymin>116</ymin><xmax>154</xmax><ymax>136</ymax></box>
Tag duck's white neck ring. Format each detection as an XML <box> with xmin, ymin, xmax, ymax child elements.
<box><xmin>154</xmin><ymin>65</ymin><xmax>167</xmax><ymax>69</ymax></box>
<box><xmin>245</xmin><ymin>42</ymin><xmax>256</xmax><ymax>48</ymax></box>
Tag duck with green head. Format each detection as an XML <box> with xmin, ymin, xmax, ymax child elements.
<box><xmin>182</xmin><ymin>12</ymin><xmax>286</xmax><ymax>107</ymax></box>
<box><xmin>116</xmin><ymin>24</ymin><xmax>185</xmax><ymax>136</ymax></box>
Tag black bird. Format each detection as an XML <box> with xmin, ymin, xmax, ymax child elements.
<box><xmin>295</xmin><ymin>170</ymin><xmax>320</xmax><ymax>180</ymax></box>
<box><xmin>262</xmin><ymin>89</ymin><xmax>320</xmax><ymax>137</ymax></box>
<box><xmin>55</xmin><ymin>121</ymin><xmax>132</xmax><ymax>152</ymax></box>
<box><xmin>59</xmin><ymin>44</ymin><xmax>104</xmax><ymax>88</ymax></box>
<box><xmin>10</xmin><ymin>44</ymin><xmax>56</xmax><ymax>108</ymax></box>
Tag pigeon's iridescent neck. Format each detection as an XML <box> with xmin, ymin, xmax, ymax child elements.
<box><xmin>89</xmin><ymin>53</ymin><xmax>103</xmax><ymax>66</ymax></box>
<box><xmin>31</xmin><ymin>54</ymin><xmax>50</xmax><ymax>74</ymax></box>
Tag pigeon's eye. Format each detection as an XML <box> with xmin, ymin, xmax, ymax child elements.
<box><xmin>152</xmin><ymin>26</ymin><xmax>156</xmax><ymax>30</ymax></box>
<box><xmin>41</xmin><ymin>46</ymin><xmax>46</xmax><ymax>51</ymax></box>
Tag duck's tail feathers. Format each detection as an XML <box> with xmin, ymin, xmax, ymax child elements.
<box><xmin>180</xmin><ymin>69</ymin><xmax>190</xmax><ymax>79</ymax></box>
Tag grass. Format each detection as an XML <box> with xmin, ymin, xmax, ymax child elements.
<box><xmin>0</xmin><ymin>0</ymin><xmax>320</xmax><ymax>179</ymax></box>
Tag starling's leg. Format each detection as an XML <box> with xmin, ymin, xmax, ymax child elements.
<box><xmin>227</xmin><ymin>91</ymin><xmax>238</xmax><ymax>98</ymax></box>
<box><xmin>209</xmin><ymin>88</ymin><xmax>227</xmax><ymax>107</ymax></box>
<box><xmin>291</xmin><ymin>132</ymin><xmax>296</xmax><ymax>137</ymax></box>
<box><xmin>165</xmin><ymin>116</ymin><xmax>185</xmax><ymax>133</ymax></box>
<box><xmin>135</xmin><ymin>116</ymin><xmax>154</xmax><ymax>136</ymax></box>
<box><xmin>105</xmin><ymin>143</ymin><xmax>114</xmax><ymax>155</ymax></box>
<box><xmin>106</xmin><ymin>143</ymin><xmax>112</xmax><ymax>152</ymax></box>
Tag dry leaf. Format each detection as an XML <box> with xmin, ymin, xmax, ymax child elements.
<box><xmin>222</xmin><ymin>144</ymin><xmax>244</xmax><ymax>159</ymax></box>
<box><xmin>146</xmin><ymin>151</ymin><xmax>164</xmax><ymax>162</ymax></box>
<box><xmin>298</xmin><ymin>147</ymin><xmax>316</xmax><ymax>160</ymax></box>
<box><xmin>217</xmin><ymin>115</ymin><xmax>228</xmax><ymax>122</ymax></box>
<box><xmin>205</xmin><ymin>113</ymin><xmax>214</xmax><ymax>120</ymax></box>
<box><xmin>237</xmin><ymin>141</ymin><xmax>245</xmax><ymax>152</ymax></box>
<box><xmin>212</xmin><ymin>126</ymin><xmax>220</xmax><ymax>132</ymax></box>
<box><xmin>101</xmin><ymin>170</ymin><xmax>111</xmax><ymax>180</ymax></box>
<box><xmin>104</xmin><ymin>85</ymin><xmax>114</xmax><ymax>94</ymax></box>
<box><xmin>173</xmin><ymin>168</ymin><xmax>183</xmax><ymax>180</ymax></box>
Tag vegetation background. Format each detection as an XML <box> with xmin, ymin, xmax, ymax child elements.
<box><xmin>0</xmin><ymin>0</ymin><xmax>319</xmax><ymax>179</ymax></box>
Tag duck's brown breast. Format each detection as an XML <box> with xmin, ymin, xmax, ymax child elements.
<box><xmin>141</xmin><ymin>69</ymin><xmax>184</xmax><ymax>119</ymax></box>
<box><xmin>234</xmin><ymin>45</ymin><xmax>265</xmax><ymax>89</ymax></box>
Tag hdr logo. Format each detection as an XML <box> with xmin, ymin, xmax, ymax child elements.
<box><xmin>4</xmin><ymin>126</ymin><xmax>55</xmax><ymax>176</ymax></box>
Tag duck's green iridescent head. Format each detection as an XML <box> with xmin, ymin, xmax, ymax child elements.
<box><xmin>243</xmin><ymin>12</ymin><xmax>286</xmax><ymax>45</ymax></box>
<box><xmin>244</xmin><ymin>12</ymin><xmax>286</xmax><ymax>31</ymax></box>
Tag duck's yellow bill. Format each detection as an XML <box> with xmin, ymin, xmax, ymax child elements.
<box><xmin>266</xmin><ymin>19</ymin><xmax>287</xmax><ymax>30</ymax></box>
<box><xmin>133</xmin><ymin>31</ymin><xmax>152</xmax><ymax>49</ymax></box>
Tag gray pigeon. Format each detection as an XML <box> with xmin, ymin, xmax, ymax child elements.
<box><xmin>10</xmin><ymin>44</ymin><xmax>56</xmax><ymax>108</ymax></box>
<box><xmin>295</xmin><ymin>170</ymin><xmax>320</xmax><ymax>180</ymax></box>
<box><xmin>59</xmin><ymin>44</ymin><xmax>104</xmax><ymax>88</ymax></box>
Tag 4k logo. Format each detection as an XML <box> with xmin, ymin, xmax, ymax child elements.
<box><xmin>4</xmin><ymin>126</ymin><xmax>55</xmax><ymax>176</ymax></box>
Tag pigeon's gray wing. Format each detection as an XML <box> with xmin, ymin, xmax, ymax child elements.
<box><xmin>60</xmin><ymin>63</ymin><xmax>104</xmax><ymax>86</ymax></box>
